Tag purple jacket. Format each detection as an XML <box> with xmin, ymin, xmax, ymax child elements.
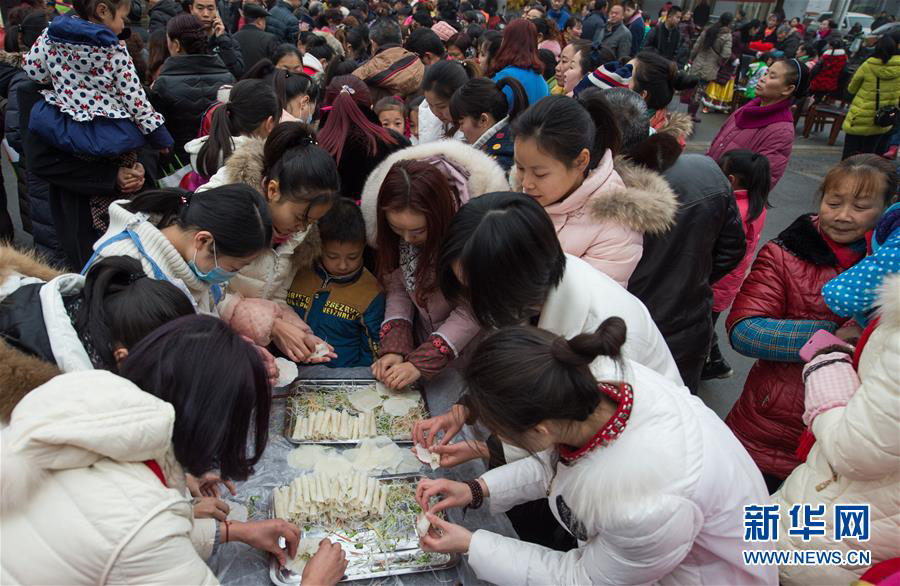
<box><xmin>706</xmin><ymin>98</ymin><xmax>795</xmax><ymax>188</ymax></box>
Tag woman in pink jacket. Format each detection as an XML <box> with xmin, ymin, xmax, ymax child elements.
<box><xmin>510</xmin><ymin>90</ymin><xmax>676</xmax><ymax>286</ymax></box>
<box><xmin>707</xmin><ymin>58</ymin><xmax>810</xmax><ymax>188</ymax></box>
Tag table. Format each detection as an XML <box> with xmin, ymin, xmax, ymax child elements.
<box><xmin>210</xmin><ymin>365</ymin><xmax>518</xmax><ymax>586</ymax></box>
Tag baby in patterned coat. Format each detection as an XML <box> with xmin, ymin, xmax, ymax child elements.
<box><xmin>23</xmin><ymin>0</ymin><xmax>173</xmax><ymax>158</ymax></box>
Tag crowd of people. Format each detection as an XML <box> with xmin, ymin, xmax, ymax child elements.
<box><xmin>0</xmin><ymin>0</ymin><xmax>898</xmax><ymax>584</ymax></box>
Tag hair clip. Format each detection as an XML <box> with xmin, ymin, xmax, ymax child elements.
<box><xmin>340</xmin><ymin>84</ymin><xmax>356</xmax><ymax>95</ymax></box>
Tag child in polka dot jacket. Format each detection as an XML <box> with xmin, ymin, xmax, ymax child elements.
<box><xmin>24</xmin><ymin>0</ymin><xmax>173</xmax><ymax>160</ymax></box>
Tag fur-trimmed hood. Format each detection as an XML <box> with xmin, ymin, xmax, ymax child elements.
<box><xmin>0</xmin><ymin>245</ymin><xmax>64</xmax><ymax>285</ymax></box>
<box><xmin>0</xmin><ymin>339</ymin><xmax>60</xmax><ymax>423</ymax></box>
<box><xmin>360</xmin><ymin>140</ymin><xmax>510</xmax><ymax>246</ymax></box>
<box><xmin>508</xmin><ymin>153</ymin><xmax>678</xmax><ymax>235</ymax></box>
<box><xmin>0</xmin><ymin>50</ymin><xmax>24</xmax><ymax>68</ymax></box>
<box><xmin>655</xmin><ymin>110</ymin><xmax>694</xmax><ymax>142</ymax></box>
<box><xmin>0</xmin><ymin>246</ymin><xmax>64</xmax><ymax>300</ymax></box>
<box><xmin>877</xmin><ymin>273</ymin><xmax>900</xmax><ymax>331</ymax></box>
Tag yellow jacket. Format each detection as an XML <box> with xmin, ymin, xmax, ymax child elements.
<box><xmin>843</xmin><ymin>55</ymin><xmax>900</xmax><ymax>136</ymax></box>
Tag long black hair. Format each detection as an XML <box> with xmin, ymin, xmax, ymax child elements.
<box><xmin>197</xmin><ymin>79</ymin><xmax>279</xmax><ymax>178</ymax></box>
<box><xmin>74</xmin><ymin>256</ymin><xmax>195</xmax><ymax>371</ymax></box>
<box><xmin>873</xmin><ymin>33</ymin><xmax>898</xmax><ymax>64</ymax></box>
<box><xmin>422</xmin><ymin>59</ymin><xmax>478</xmax><ymax>101</ymax></box>
<box><xmin>701</xmin><ymin>11</ymin><xmax>733</xmax><ymax>50</ymax></box>
<box><xmin>449</xmin><ymin>77</ymin><xmax>529</xmax><ymax>125</ymax></box>
<box><xmin>242</xmin><ymin>59</ymin><xmax>322</xmax><ymax>115</ymax></box>
<box><xmin>512</xmin><ymin>90</ymin><xmax>621</xmax><ymax>171</ymax></box>
<box><xmin>438</xmin><ymin>192</ymin><xmax>566</xmax><ymax>328</ymax></box>
<box><xmin>124</xmin><ymin>185</ymin><xmax>272</xmax><ymax>258</ymax></box>
<box><xmin>464</xmin><ymin>318</ymin><xmax>626</xmax><ymax>452</ymax></box>
<box><xmin>263</xmin><ymin>122</ymin><xmax>339</xmax><ymax>206</ymax></box>
<box><xmin>632</xmin><ymin>50</ymin><xmax>698</xmax><ymax>110</ymax></box>
<box><xmin>717</xmin><ymin>149</ymin><xmax>772</xmax><ymax>223</ymax></box>
<box><xmin>119</xmin><ymin>315</ymin><xmax>271</xmax><ymax>480</ymax></box>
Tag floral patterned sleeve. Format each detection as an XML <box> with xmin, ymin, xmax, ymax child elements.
<box><xmin>111</xmin><ymin>46</ymin><xmax>166</xmax><ymax>134</ymax></box>
<box><xmin>406</xmin><ymin>334</ymin><xmax>456</xmax><ymax>380</ymax></box>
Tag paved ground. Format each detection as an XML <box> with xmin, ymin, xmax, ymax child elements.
<box><xmin>2</xmin><ymin>107</ymin><xmax>848</xmax><ymax>420</ymax></box>
<box><xmin>683</xmin><ymin>108</ymin><xmax>845</xmax><ymax>419</ymax></box>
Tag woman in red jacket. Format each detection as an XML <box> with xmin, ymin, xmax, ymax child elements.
<box><xmin>724</xmin><ymin>155</ymin><xmax>894</xmax><ymax>493</ymax></box>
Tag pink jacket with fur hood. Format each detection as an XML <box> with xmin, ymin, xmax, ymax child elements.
<box><xmin>360</xmin><ymin>140</ymin><xmax>509</xmax><ymax>376</ymax></box>
<box><xmin>511</xmin><ymin>149</ymin><xmax>678</xmax><ymax>286</ymax></box>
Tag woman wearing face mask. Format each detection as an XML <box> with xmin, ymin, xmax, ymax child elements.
<box><xmin>707</xmin><ymin>58</ymin><xmax>809</xmax><ymax>188</ymax></box>
<box><xmin>724</xmin><ymin>155</ymin><xmax>894</xmax><ymax>493</ymax></box>
<box><xmin>199</xmin><ymin>123</ymin><xmax>341</xmax><ymax>362</ymax></box>
<box><xmin>0</xmin><ymin>253</ymin><xmax>195</xmax><ymax>421</ymax></box>
<box><xmin>414</xmin><ymin>319</ymin><xmax>775</xmax><ymax>586</ymax></box>
<box><xmin>449</xmin><ymin>77</ymin><xmax>529</xmax><ymax>170</ymax></box>
<box><xmin>360</xmin><ymin>146</ymin><xmax>508</xmax><ymax>390</ymax></box>
<box><xmin>85</xmin><ymin>184</ymin><xmax>271</xmax><ymax>316</ymax></box>
<box><xmin>510</xmin><ymin>90</ymin><xmax>677</xmax><ymax>287</ymax></box>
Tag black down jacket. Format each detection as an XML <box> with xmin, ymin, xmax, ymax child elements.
<box><xmin>151</xmin><ymin>54</ymin><xmax>235</xmax><ymax>158</ymax></box>
<box><xmin>627</xmin><ymin>153</ymin><xmax>746</xmax><ymax>393</ymax></box>
<box><xmin>148</xmin><ymin>0</ymin><xmax>183</xmax><ymax>34</ymax></box>
<box><xmin>25</xmin><ymin>170</ymin><xmax>67</xmax><ymax>268</ymax></box>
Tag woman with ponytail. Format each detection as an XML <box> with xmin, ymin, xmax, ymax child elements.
<box><xmin>510</xmin><ymin>90</ymin><xmax>677</xmax><ymax>286</ymax></box>
<box><xmin>630</xmin><ymin>50</ymin><xmax>699</xmax><ymax>145</ymax></box>
<box><xmin>185</xmin><ymin>78</ymin><xmax>280</xmax><ymax>180</ymax></box>
<box><xmin>414</xmin><ymin>314</ymin><xmax>775</xmax><ymax>586</ymax></box>
<box><xmin>317</xmin><ymin>74</ymin><xmax>409</xmax><ymax>200</ymax></box>
<box><xmin>198</xmin><ymin>122</ymin><xmax>341</xmax><ymax>361</ymax></box>
<box><xmin>449</xmin><ymin>77</ymin><xmax>529</xmax><ymax>170</ymax></box>
<box><xmin>241</xmin><ymin>59</ymin><xmax>322</xmax><ymax>123</ymax></box>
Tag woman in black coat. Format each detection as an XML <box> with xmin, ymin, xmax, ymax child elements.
<box><xmin>151</xmin><ymin>14</ymin><xmax>235</xmax><ymax>161</ymax></box>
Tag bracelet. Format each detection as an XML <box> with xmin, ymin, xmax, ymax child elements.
<box><xmin>224</xmin><ymin>520</ymin><xmax>231</xmax><ymax>543</ymax></box>
<box><xmin>465</xmin><ymin>479</ymin><xmax>484</xmax><ymax>510</ymax></box>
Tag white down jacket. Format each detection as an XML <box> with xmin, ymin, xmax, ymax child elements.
<box><xmin>469</xmin><ymin>357</ymin><xmax>777</xmax><ymax>586</ymax></box>
<box><xmin>0</xmin><ymin>370</ymin><xmax>218</xmax><ymax>585</ymax></box>
<box><xmin>773</xmin><ymin>275</ymin><xmax>900</xmax><ymax>585</ymax></box>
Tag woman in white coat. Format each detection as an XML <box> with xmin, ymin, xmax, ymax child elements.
<box><xmin>0</xmin><ymin>315</ymin><xmax>347</xmax><ymax>585</ymax></box>
<box><xmin>413</xmin><ymin>192</ymin><xmax>681</xmax><ymax>462</ymax></box>
<box><xmin>772</xmin><ymin>275</ymin><xmax>900</xmax><ymax>585</ymax></box>
<box><xmin>415</xmin><ymin>318</ymin><xmax>777</xmax><ymax>586</ymax></box>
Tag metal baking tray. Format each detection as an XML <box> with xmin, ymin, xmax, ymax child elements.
<box><xmin>268</xmin><ymin>474</ymin><xmax>458</xmax><ymax>585</ymax></box>
<box><xmin>283</xmin><ymin>379</ymin><xmax>427</xmax><ymax>446</ymax></box>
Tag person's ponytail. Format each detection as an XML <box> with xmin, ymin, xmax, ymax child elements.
<box><xmin>553</xmin><ymin>317</ymin><xmax>627</xmax><ymax>367</ymax></box>
<box><xmin>462</xmin><ymin>318</ymin><xmax>627</xmax><ymax>453</ymax></box>
<box><xmin>263</xmin><ymin>122</ymin><xmax>339</xmax><ymax>204</ymax></box>
<box><xmin>575</xmin><ymin>88</ymin><xmax>622</xmax><ymax>165</ymax></box>
<box><xmin>496</xmin><ymin>77</ymin><xmax>529</xmax><ymax>121</ymax></box>
<box><xmin>124</xmin><ymin>185</ymin><xmax>272</xmax><ymax>257</ymax></box>
<box><xmin>197</xmin><ymin>79</ymin><xmax>279</xmax><ymax>178</ymax></box>
<box><xmin>672</xmin><ymin>70</ymin><xmax>700</xmax><ymax>92</ymax></box>
<box><xmin>318</xmin><ymin>75</ymin><xmax>397</xmax><ymax>164</ymax></box>
<box><xmin>717</xmin><ymin>149</ymin><xmax>772</xmax><ymax>223</ymax></box>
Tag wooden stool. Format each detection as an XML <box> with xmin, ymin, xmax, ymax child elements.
<box><xmin>802</xmin><ymin>102</ymin><xmax>848</xmax><ymax>146</ymax></box>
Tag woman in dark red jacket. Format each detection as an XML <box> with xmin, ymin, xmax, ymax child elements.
<box><xmin>724</xmin><ymin>156</ymin><xmax>891</xmax><ymax>493</ymax></box>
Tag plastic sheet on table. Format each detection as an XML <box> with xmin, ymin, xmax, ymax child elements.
<box><xmin>212</xmin><ymin>365</ymin><xmax>518</xmax><ymax>585</ymax></box>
